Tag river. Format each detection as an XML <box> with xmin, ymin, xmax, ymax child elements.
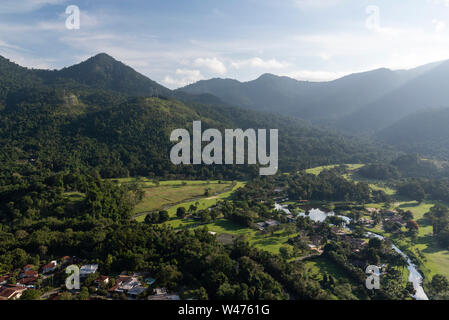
<box><xmin>275</xmin><ymin>202</ymin><xmax>429</xmax><ymax>300</ymax></box>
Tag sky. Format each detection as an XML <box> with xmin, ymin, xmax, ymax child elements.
<box><xmin>1</xmin><ymin>0</ymin><xmax>449</xmax><ymax>89</ymax></box>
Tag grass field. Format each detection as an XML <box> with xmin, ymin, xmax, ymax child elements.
<box><xmin>132</xmin><ymin>181</ymin><xmax>296</xmax><ymax>253</ymax></box>
<box><xmin>64</xmin><ymin>191</ymin><xmax>85</xmax><ymax>202</ymax></box>
<box><xmin>304</xmin><ymin>256</ymin><xmax>354</xmax><ymax>282</ymax></box>
<box><xmin>309</xmin><ymin>163</ymin><xmax>449</xmax><ymax>283</ymax></box>
<box><xmin>135</xmin><ymin>181</ymin><xmax>245</xmax><ymax>223</ymax></box>
<box><xmin>394</xmin><ymin>200</ymin><xmax>449</xmax><ymax>279</ymax></box>
<box><xmin>133</xmin><ymin>181</ymin><xmax>234</xmax><ymax>215</ymax></box>
<box><xmin>306</xmin><ymin>164</ymin><xmax>364</xmax><ymax>176</ymax></box>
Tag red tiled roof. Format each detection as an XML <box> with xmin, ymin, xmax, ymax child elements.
<box><xmin>22</xmin><ymin>270</ymin><xmax>38</xmax><ymax>278</ymax></box>
<box><xmin>0</xmin><ymin>286</ymin><xmax>26</xmax><ymax>299</ymax></box>
<box><xmin>18</xmin><ymin>277</ymin><xmax>37</xmax><ymax>285</ymax></box>
<box><xmin>42</xmin><ymin>262</ymin><xmax>56</xmax><ymax>269</ymax></box>
<box><xmin>95</xmin><ymin>275</ymin><xmax>109</xmax><ymax>282</ymax></box>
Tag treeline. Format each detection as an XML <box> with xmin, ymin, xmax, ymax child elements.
<box><xmin>425</xmin><ymin>204</ymin><xmax>449</xmax><ymax>249</ymax></box>
<box><xmin>358</xmin><ymin>154</ymin><xmax>449</xmax><ymax>180</ymax></box>
<box><xmin>0</xmin><ymin>87</ymin><xmax>395</xmax><ymax>180</ymax></box>
<box><xmin>234</xmin><ymin>169</ymin><xmax>387</xmax><ymax>204</ymax></box>
<box><xmin>0</xmin><ymin>167</ymin><xmax>294</xmax><ymax>300</ymax></box>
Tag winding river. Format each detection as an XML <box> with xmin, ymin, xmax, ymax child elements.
<box><xmin>275</xmin><ymin>203</ymin><xmax>429</xmax><ymax>300</ymax></box>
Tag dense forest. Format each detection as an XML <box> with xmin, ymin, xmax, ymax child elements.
<box><xmin>2</xmin><ymin>53</ymin><xmax>448</xmax><ymax>301</ymax></box>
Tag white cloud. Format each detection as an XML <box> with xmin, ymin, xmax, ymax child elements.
<box><xmin>432</xmin><ymin>19</ymin><xmax>446</xmax><ymax>32</ymax></box>
<box><xmin>429</xmin><ymin>0</ymin><xmax>449</xmax><ymax>7</ymax></box>
<box><xmin>163</xmin><ymin>69</ymin><xmax>204</xmax><ymax>88</ymax></box>
<box><xmin>193</xmin><ymin>57</ymin><xmax>226</xmax><ymax>74</ymax></box>
<box><xmin>230</xmin><ymin>57</ymin><xmax>290</xmax><ymax>69</ymax></box>
<box><xmin>292</xmin><ymin>0</ymin><xmax>342</xmax><ymax>9</ymax></box>
<box><xmin>0</xmin><ymin>0</ymin><xmax>67</xmax><ymax>13</ymax></box>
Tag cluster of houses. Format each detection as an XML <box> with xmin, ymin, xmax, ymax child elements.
<box><xmin>0</xmin><ymin>256</ymin><xmax>72</xmax><ymax>300</ymax></box>
<box><xmin>0</xmin><ymin>256</ymin><xmax>181</xmax><ymax>300</ymax></box>
<box><xmin>256</xmin><ymin>219</ymin><xmax>280</xmax><ymax>230</ymax></box>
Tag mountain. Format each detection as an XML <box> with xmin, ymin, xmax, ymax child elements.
<box><xmin>337</xmin><ymin>60</ymin><xmax>449</xmax><ymax>134</ymax></box>
<box><xmin>177</xmin><ymin>68</ymin><xmax>412</xmax><ymax>124</ymax></box>
<box><xmin>0</xmin><ymin>53</ymin><xmax>226</xmax><ymax>107</ymax></box>
<box><xmin>178</xmin><ymin>60</ymin><xmax>449</xmax><ymax>131</ymax></box>
<box><xmin>0</xmin><ymin>53</ymin><xmax>395</xmax><ymax>179</ymax></box>
<box><xmin>43</xmin><ymin>53</ymin><xmax>172</xmax><ymax>97</ymax></box>
<box><xmin>0</xmin><ymin>53</ymin><xmax>172</xmax><ymax>102</ymax></box>
<box><xmin>376</xmin><ymin>107</ymin><xmax>449</xmax><ymax>159</ymax></box>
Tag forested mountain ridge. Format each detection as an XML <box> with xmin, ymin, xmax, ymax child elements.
<box><xmin>178</xmin><ymin>68</ymin><xmax>407</xmax><ymax>124</ymax></box>
<box><xmin>178</xmin><ymin>60</ymin><xmax>449</xmax><ymax>132</ymax></box>
<box><xmin>0</xmin><ymin>53</ymin><xmax>171</xmax><ymax>101</ymax></box>
<box><xmin>0</xmin><ymin>87</ymin><xmax>394</xmax><ymax>179</ymax></box>
<box><xmin>0</xmin><ymin>53</ymin><xmax>396</xmax><ymax>179</ymax></box>
<box><xmin>337</xmin><ymin>60</ymin><xmax>449</xmax><ymax>134</ymax></box>
<box><xmin>376</xmin><ymin>107</ymin><xmax>449</xmax><ymax>159</ymax></box>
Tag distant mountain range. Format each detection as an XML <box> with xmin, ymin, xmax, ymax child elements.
<box><xmin>0</xmin><ymin>53</ymin><xmax>393</xmax><ymax>178</ymax></box>
<box><xmin>4</xmin><ymin>52</ymin><xmax>449</xmax><ymax>162</ymax></box>
<box><xmin>177</xmin><ymin>60</ymin><xmax>449</xmax><ymax>133</ymax></box>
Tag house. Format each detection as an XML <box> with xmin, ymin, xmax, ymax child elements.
<box><xmin>19</xmin><ymin>270</ymin><xmax>38</xmax><ymax>279</ymax></box>
<box><xmin>120</xmin><ymin>277</ymin><xmax>140</xmax><ymax>291</ymax></box>
<box><xmin>148</xmin><ymin>288</ymin><xmax>180</xmax><ymax>300</ymax></box>
<box><xmin>255</xmin><ymin>222</ymin><xmax>266</xmax><ymax>230</ymax></box>
<box><xmin>257</xmin><ymin>220</ymin><xmax>280</xmax><ymax>230</ymax></box>
<box><xmin>286</xmin><ymin>214</ymin><xmax>297</xmax><ymax>223</ymax></box>
<box><xmin>0</xmin><ymin>275</ymin><xmax>10</xmax><ymax>286</ymax></box>
<box><xmin>0</xmin><ymin>286</ymin><xmax>27</xmax><ymax>300</ymax></box>
<box><xmin>61</xmin><ymin>256</ymin><xmax>72</xmax><ymax>265</ymax></box>
<box><xmin>80</xmin><ymin>264</ymin><xmax>99</xmax><ymax>278</ymax></box>
<box><xmin>127</xmin><ymin>286</ymin><xmax>147</xmax><ymax>298</ymax></box>
<box><xmin>94</xmin><ymin>275</ymin><xmax>109</xmax><ymax>287</ymax></box>
<box><xmin>17</xmin><ymin>277</ymin><xmax>37</xmax><ymax>287</ymax></box>
<box><xmin>42</xmin><ymin>261</ymin><xmax>57</xmax><ymax>274</ymax></box>
<box><xmin>23</xmin><ymin>265</ymin><xmax>34</xmax><ymax>272</ymax></box>
<box><xmin>111</xmin><ymin>276</ymin><xmax>140</xmax><ymax>293</ymax></box>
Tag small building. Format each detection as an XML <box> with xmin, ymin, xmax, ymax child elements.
<box><xmin>80</xmin><ymin>264</ymin><xmax>99</xmax><ymax>278</ymax></box>
<box><xmin>19</xmin><ymin>270</ymin><xmax>38</xmax><ymax>279</ymax></box>
<box><xmin>148</xmin><ymin>288</ymin><xmax>180</xmax><ymax>300</ymax></box>
<box><xmin>17</xmin><ymin>277</ymin><xmax>37</xmax><ymax>287</ymax></box>
<box><xmin>61</xmin><ymin>256</ymin><xmax>72</xmax><ymax>265</ymax></box>
<box><xmin>127</xmin><ymin>286</ymin><xmax>147</xmax><ymax>298</ymax></box>
<box><xmin>23</xmin><ymin>265</ymin><xmax>34</xmax><ymax>272</ymax></box>
<box><xmin>0</xmin><ymin>275</ymin><xmax>9</xmax><ymax>286</ymax></box>
<box><xmin>0</xmin><ymin>286</ymin><xmax>27</xmax><ymax>300</ymax></box>
<box><xmin>42</xmin><ymin>261</ymin><xmax>57</xmax><ymax>274</ymax></box>
<box><xmin>94</xmin><ymin>276</ymin><xmax>109</xmax><ymax>287</ymax></box>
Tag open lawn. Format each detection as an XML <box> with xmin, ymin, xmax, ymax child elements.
<box><xmin>63</xmin><ymin>191</ymin><xmax>85</xmax><ymax>202</ymax></box>
<box><xmin>135</xmin><ymin>181</ymin><xmax>245</xmax><ymax>222</ymax></box>
<box><xmin>382</xmin><ymin>200</ymin><xmax>449</xmax><ymax>280</ymax></box>
<box><xmin>304</xmin><ymin>256</ymin><xmax>354</xmax><ymax>283</ymax></box>
<box><xmin>305</xmin><ymin>164</ymin><xmax>364</xmax><ymax>176</ymax></box>
<box><xmin>134</xmin><ymin>181</ymin><xmax>233</xmax><ymax>215</ymax></box>
<box><xmin>197</xmin><ymin>219</ymin><xmax>298</xmax><ymax>254</ymax></box>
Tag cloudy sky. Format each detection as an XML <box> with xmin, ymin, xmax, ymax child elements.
<box><xmin>1</xmin><ymin>0</ymin><xmax>449</xmax><ymax>88</ymax></box>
